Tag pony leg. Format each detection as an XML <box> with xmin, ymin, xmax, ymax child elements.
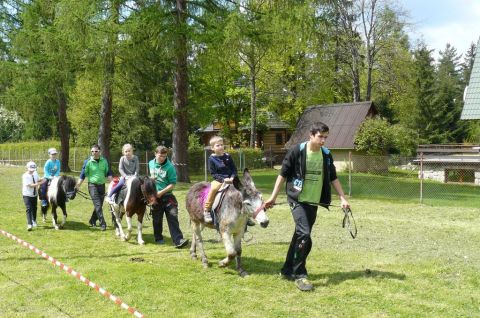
<box><xmin>60</xmin><ymin>204</ymin><xmax>67</xmax><ymax>228</ymax></box>
<box><xmin>51</xmin><ymin>206</ymin><xmax>59</xmax><ymax>230</ymax></box>
<box><xmin>112</xmin><ymin>208</ymin><xmax>126</xmax><ymax>240</ymax></box>
<box><xmin>41</xmin><ymin>205</ymin><xmax>48</xmax><ymax>222</ymax></box>
<box><xmin>219</xmin><ymin>230</ymin><xmax>236</xmax><ymax>268</ymax></box>
<box><xmin>136</xmin><ymin>221</ymin><xmax>144</xmax><ymax>245</ymax></box>
<box><xmin>125</xmin><ymin>216</ymin><xmax>133</xmax><ymax>241</ymax></box>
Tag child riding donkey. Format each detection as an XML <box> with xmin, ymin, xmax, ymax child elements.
<box><xmin>203</xmin><ymin>136</ymin><xmax>238</xmax><ymax>223</ymax></box>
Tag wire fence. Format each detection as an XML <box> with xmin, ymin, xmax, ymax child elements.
<box><xmin>2</xmin><ymin>148</ymin><xmax>480</xmax><ymax>208</ymax></box>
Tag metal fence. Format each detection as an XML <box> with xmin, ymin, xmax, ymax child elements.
<box><xmin>2</xmin><ymin>148</ymin><xmax>480</xmax><ymax>207</ymax></box>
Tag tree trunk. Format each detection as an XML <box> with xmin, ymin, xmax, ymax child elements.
<box><xmin>55</xmin><ymin>87</ymin><xmax>71</xmax><ymax>172</ymax></box>
<box><xmin>351</xmin><ymin>46</ymin><xmax>361</xmax><ymax>102</ymax></box>
<box><xmin>172</xmin><ymin>0</ymin><xmax>190</xmax><ymax>182</ymax></box>
<box><xmin>249</xmin><ymin>70</ymin><xmax>257</xmax><ymax>148</ymax></box>
<box><xmin>98</xmin><ymin>0</ymin><xmax>119</xmax><ymax>163</ymax></box>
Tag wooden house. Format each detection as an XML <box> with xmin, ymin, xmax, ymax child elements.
<box><xmin>197</xmin><ymin>112</ymin><xmax>292</xmax><ymax>162</ymax></box>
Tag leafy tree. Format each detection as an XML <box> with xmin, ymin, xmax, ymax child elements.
<box><xmin>0</xmin><ymin>106</ymin><xmax>24</xmax><ymax>142</ymax></box>
<box><xmin>354</xmin><ymin>117</ymin><xmax>394</xmax><ymax>155</ymax></box>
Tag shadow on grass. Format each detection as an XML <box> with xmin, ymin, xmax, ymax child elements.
<box><xmin>311</xmin><ymin>269</ymin><xmax>406</xmax><ymax>286</ymax></box>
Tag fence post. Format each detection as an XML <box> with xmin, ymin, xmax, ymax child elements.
<box><xmin>204</xmin><ymin>148</ymin><xmax>208</xmax><ymax>182</ymax></box>
<box><xmin>420</xmin><ymin>152</ymin><xmax>424</xmax><ymax>204</ymax></box>
<box><xmin>145</xmin><ymin>151</ymin><xmax>148</xmax><ymax>175</ymax></box>
<box><xmin>348</xmin><ymin>151</ymin><xmax>352</xmax><ymax>196</ymax></box>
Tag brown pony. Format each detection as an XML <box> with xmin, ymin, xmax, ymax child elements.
<box><xmin>106</xmin><ymin>176</ymin><xmax>157</xmax><ymax>244</ymax></box>
<box><xmin>186</xmin><ymin>169</ymin><xmax>269</xmax><ymax>277</ymax></box>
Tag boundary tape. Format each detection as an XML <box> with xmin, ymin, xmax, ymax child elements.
<box><xmin>0</xmin><ymin>229</ymin><xmax>145</xmax><ymax>318</ymax></box>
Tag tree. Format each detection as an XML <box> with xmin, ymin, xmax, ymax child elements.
<box><xmin>354</xmin><ymin>117</ymin><xmax>394</xmax><ymax>155</ymax></box>
<box><xmin>0</xmin><ymin>107</ymin><xmax>24</xmax><ymax>142</ymax></box>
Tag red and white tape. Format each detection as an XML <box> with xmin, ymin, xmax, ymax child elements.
<box><xmin>0</xmin><ymin>229</ymin><xmax>145</xmax><ymax>318</ymax></box>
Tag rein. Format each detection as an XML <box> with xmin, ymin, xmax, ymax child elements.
<box><xmin>252</xmin><ymin>202</ymin><xmax>266</xmax><ymax>219</ymax></box>
<box><xmin>75</xmin><ymin>189</ymin><xmax>92</xmax><ymax>200</ymax></box>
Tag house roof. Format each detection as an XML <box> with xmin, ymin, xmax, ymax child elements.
<box><xmin>285</xmin><ymin>101</ymin><xmax>377</xmax><ymax>149</ymax></box>
<box><xmin>461</xmin><ymin>37</ymin><xmax>480</xmax><ymax>119</ymax></box>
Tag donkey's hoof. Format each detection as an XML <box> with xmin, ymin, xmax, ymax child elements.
<box><xmin>239</xmin><ymin>270</ymin><xmax>249</xmax><ymax>278</ymax></box>
<box><xmin>218</xmin><ymin>260</ymin><xmax>228</xmax><ymax>268</ymax></box>
<box><xmin>120</xmin><ymin>236</ymin><xmax>126</xmax><ymax>241</ymax></box>
<box><xmin>54</xmin><ymin>225</ymin><xmax>59</xmax><ymax>230</ymax></box>
<box><xmin>202</xmin><ymin>262</ymin><xmax>209</xmax><ymax>269</ymax></box>
<box><xmin>190</xmin><ymin>254</ymin><xmax>197</xmax><ymax>261</ymax></box>
<box><xmin>138</xmin><ymin>240</ymin><xmax>145</xmax><ymax>245</ymax></box>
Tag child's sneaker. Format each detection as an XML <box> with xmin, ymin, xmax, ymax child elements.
<box><xmin>32</xmin><ymin>221</ymin><xmax>37</xmax><ymax>227</ymax></box>
<box><xmin>27</xmin><ymin>224</ymin><xmax>33</xmax><ymax>231</ymax></box>
<box><xmin>203</xmin><ymin>210</ymin><xmax>213</xmax><ymax>223</ymax></box>
<box><xmin>106</xmin><ymin>196</ymin><xmax>115</xmax><ymax>205</ymax></box>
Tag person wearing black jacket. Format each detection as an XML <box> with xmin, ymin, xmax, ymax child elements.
<box><xmin>265</xmin><ymin>122</ymin><xmax>350</xmax><ymax>291</ymax></box>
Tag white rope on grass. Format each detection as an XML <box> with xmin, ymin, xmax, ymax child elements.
<box><xmin>0</xmin><ymin>229</ymin><xmax>145</xmax><ymax>318</ymax></box>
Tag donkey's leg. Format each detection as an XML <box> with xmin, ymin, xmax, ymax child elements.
<box><xmin>51</xmin><ymin>205</ymin><xmax>59</xmax><ymax>230</ymax></box>
<box><xmin>136</xmin><ymin>213</ymin><xmax>145</xmax><ymax>245</ymax></box>
<box><xmin>191</xmin><ymin>222</ymin><xmax>208</xmax><ymax>267</ymax></box>
<box><xmin>190</xmin><ymin>231</ymin><xmax>197</xmax><ymax>260</ymax></box>
<box><xmin>125</xmin><ymin>216</ymin><xmax>133</xmax><ymax>241</ymax></box>
<box><xmin>219</xmin><ymin>230</ymin><xmax>236</xmax><ymax>268</ymax></box>
<box><xmin>234</xmin><ymin>231</ymin><xmax>248</xmax><ymax>277</ymax></box>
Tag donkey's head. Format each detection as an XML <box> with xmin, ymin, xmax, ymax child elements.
<box><xmin>238</xmin><ymin>169</ymin><xmax>269</xmax><ymax>228</ymax></box>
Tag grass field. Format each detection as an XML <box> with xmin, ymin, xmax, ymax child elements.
<box><xmin>0</xmin><ymin>165</ymin><xmax>479</xmax><ymax>317</ymax></box>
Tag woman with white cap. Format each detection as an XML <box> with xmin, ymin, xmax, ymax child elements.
<box><xmin>22</xmin><ymin>161</ymin><xmax>45</xmax><ymax>230</ymax></box>
<box><xmin>39</xmin><ymin>147</ymin><xmax>61</xmax><ymax>221</ymax></box>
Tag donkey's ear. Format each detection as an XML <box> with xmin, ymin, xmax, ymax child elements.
<box><xmin>233</xmin><ymin>176</ymin><xmax>242</xmax><ymax>190</ymax></box>
<box><xmin>242</xmin><ymin>168</ymin><xmax>253</xmax><ymax>185</ymax></box>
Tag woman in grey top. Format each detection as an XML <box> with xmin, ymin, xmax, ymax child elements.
<box><xmin>106</xmin><ymin>144</ymin><xmax>140</xmax><ymax>204</ymax></box>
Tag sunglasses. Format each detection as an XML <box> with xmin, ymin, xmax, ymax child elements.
<box><xmin>91</xmin><ymin>150</ymin><xmax>100</xmax><ymax>153</ymax></box>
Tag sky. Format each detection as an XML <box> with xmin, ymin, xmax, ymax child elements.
<box><xmin>403</xmin><ymin>0</ymin><xmax>480</xmax><ymax>61</ymax></box>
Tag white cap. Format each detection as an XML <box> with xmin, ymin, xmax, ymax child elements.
<box><xmin>26</xmin><ymin>161</ymin><xmax>37</xmax><ymax>171</ymax></box>
<box><xmin>48</xmin><ymin>148</ymin><xmax>58</xmax><ymax>155</ymax></box>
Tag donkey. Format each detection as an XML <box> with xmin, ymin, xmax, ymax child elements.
<box><xmin>186</xmin><ymin>169</ymin><xmax>269</xmax><ymax>277</ymax></box>
<box><xmin>106</xmin><ymin>176</ymin><xmax>157</xmax><ymax>245</ymax></box>
<box><xmin>46</xmin><ymin>175</ymin><xmax>77</xmax><ymax>230</ymax></box>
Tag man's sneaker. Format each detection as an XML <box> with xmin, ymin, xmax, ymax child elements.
<box><xmin>106</xmin><ymin>196</ymin><xmax>115</xmax><ymax>205</ymax></box>
<box><xmin>295</xmin><ymin>278</ymin><xmax>314</xmax><ymax>291</ymax></box>
<box><xmin>32</xmin><ymin>221</ymin><xmax>37</xmax><ymax>227</ymax></box>
<box><xmin>155</xmin><ymin>239</ymin><xmax>165</xmax><ymax>245</ymax></box>
<box><xmin>100</xmin><ymin>225</ymin><xmax>107</xmax><ymax>231</ymax></box>
<box><xmin>175</xmin><ymin>238</ymin><xmax>189</xmax><ymax>249</ymax></box>
<box><xmin>203</xmin><ymin>210</ymin><xmax>213</xmax><ymax>223</ymax></box>
<box><xmin>27</xmin><ymin>224</ymin><xmax>33</xmax><ymax>231</ymax></box>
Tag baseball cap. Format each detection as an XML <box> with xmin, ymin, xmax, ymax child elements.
<box><xmin>48</xmin><ymin>148</ymin><xmax>58</xmax><ymax>155</ymax></box>
<box><xmin>26</xmin><ymin>161</ymin><xmax>37</xmax><ymax>171</ymax></box>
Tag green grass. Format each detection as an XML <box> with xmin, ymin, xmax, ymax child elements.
<box><xmin>1</xmin><ymin>166</ymin><xmax>480</xmax><ymax>317</ymax></box>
